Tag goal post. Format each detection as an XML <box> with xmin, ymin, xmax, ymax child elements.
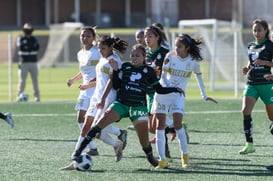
<box><xmin>38</xmin><ymin>22</ymin><xmax>83</xmax><ymax>68</ymax></box>
<box><xmin>178</xmin><ymin>19</ymin><xmax>247</xmax><ymax>97</ymax></box>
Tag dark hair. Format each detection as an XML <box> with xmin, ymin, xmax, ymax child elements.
<box><xmin>131</xmin><ymin>44</ymin><xmax>146</xmax><ymax>64</ymax></box>
<box><xmin>144</xmin><ymin>25</ymin><xmax>164</xmax><ymax>45</ymax></box>
<box><xmin>252</xmin><ymin>18</ymin><xmax>270</xmax><ymax>39</ymax></box>
<box><xmin>176</xmin><ymin>34</ymin><xmax>203</xmax><ymax>61</ymax></box>
<box><xmin>98</xmin><ymin>35</ymin><xmax>128</xmax><ymax>54</ymax></box>
<box><xmin>152</xmin><ymin>22</ymin><xmax>167</xmax><ymax>41</ymax></box>
<box><xmin>81</xmin><ymin>26</ymin><xmax>96</xmax><ymax>37</ymax></box>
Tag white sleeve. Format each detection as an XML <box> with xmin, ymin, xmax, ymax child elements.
<box><xmin>160</xmin><ymin>56</ymin><xmax>171</xmax><ymax>87</ymax></box>
<box><xmin>194</xmin><ymin>62</ymin><xmax>207</xmax><ymax>100</ymax></box>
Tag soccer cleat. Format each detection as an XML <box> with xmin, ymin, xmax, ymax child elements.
<box><xmin>149</xmin><ymin>137</ymin><xmax>156</xmax><ymax>144</ymax></box>
<box><xmin>71</xmin><ymin>150</ymin><xmax>81</xmax><ymax>161</ymax></box>
<box><xmin>127</xmin><ymin>125</ymin><xmax>135</xmax><ymax>130</ymax></box>
<box><xmin>59</xmin><ymin>162</ymin><xmax>75</xmax><ymax>170</ymax></box>
<box><xmin>146</xmin><ymin>152</ymin><xmax>159</xmax><ymax>167</ymax></box>
<box><xmin>155</xmin><ymin>159</ymin><xmax>169</xmax><ymax>169</ymax></box>
<box><xmin>181</xmin><ymin>155</ymin><xmax>189</xmax><ymax>168</ymax></box>
<box><xmin>182</xmin><ymin>122</ymin><xmax>189</xmax><ymax>144</ymax></box>
<box><xmin>118</xmin><ymin>130</ymin><xmax>127</xmax><ymax>150</ymax></box>
<box><xmin>269</xmin><ymin>123</ymin><xmax>273</xmax><ymax>135</ymax></box>
<box><xmin>4</xmin><ymin>112</ymin><xmax>14</xmax><ymax>128</ymax></box>
<box><xmin>114</xmin><ymin>140</ymin><xmax>123</xmax><ymax>162</ymax></box>
<box><xmin>86</xmin><ymin>148</ymin><xmax>99</xmax><ymax>156</ymax></box>
<box><xmin>239</xmin><ymin>142</ymin><xmax>255</xmax><ymax>154</ymax></box>
<box><xmin>170</xmin><ymin>132</ymin><xmax>176</xmax><ymax>141</ymax></box>
<box><xmin>266</xmin><ymin>164</ymin><xmax>273</xmax><ymax>171</ymax></box>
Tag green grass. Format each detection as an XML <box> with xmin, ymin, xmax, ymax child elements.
<box><xmin>1</xmin><ymin>99</ymin><xmax>273</xmax><ymax>180</ymax></box>
<box><xmin>0</xmin><ymin>63</ymin><xmax>237</xmax><ymax>102</ymax></box>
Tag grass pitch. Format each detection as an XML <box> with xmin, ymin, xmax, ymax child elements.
<box><xmin>1</xmin><ymin>99</ymin><xmax>273</xmax><ymax>180</ymax></box>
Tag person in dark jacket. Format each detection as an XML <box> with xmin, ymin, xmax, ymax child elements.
<box><xmin>17</xmin><ymin>23</ymin><xmax>40</xmax><ymax>102</ymax></box>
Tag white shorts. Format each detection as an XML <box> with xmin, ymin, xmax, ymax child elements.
<box><xmin>152</xmin><ymin>92</ymin><xmax>185</xmax><ymax>115</ymax></box>
<box><xmin>85</xmin><ymin>97</ymin><xmax>112</xmax><ymax>122</ymax></box>
<box><xmin>74</xmin><ymin>94</ymin><xmax>91</xmax><ymax>111</ymax></box>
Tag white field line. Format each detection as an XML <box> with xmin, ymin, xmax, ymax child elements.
<box><xmin>13</xmin><ymin>110</ymin><xmax>265</xmax><ymax>117</ymax></box>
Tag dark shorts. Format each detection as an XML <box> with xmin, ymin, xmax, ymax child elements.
<box><xmin>109</xmin><ymin>101</ymin><xmax>148</xmax><ymax>122</ymax></box>
<box><xmin>243</xmin><ymin>84</ymin><xmax>273</xmax><ymax>105</ymax></box>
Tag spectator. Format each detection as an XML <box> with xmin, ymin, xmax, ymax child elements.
<box><xmin>17</xmin><ymin>23</ymin><xmax>40</xmax><ymax>102</ymax></box>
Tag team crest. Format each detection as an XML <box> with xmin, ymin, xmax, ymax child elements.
<box><xmin>143</xmin><ymin>67</ymin><xmax>148</xmax><ymax>73</ymax></box>
<box><xmin>157</xmin><ymin>53</ymin><xmax>161</xmax><ymax>60</ymax></box>
<box><xmin>130</xmin><ymin>72</ymin><xmax>142</xmax><ymax>81</ymax></box>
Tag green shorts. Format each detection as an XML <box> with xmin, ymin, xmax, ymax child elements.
<box><xmin>109</xmin><ymin>101</ymin><xmax>148</xmax><ymax>122</ymax></box>
<box><xmin>146</xmin><ymin>92</ymin><xmax>154</xmax><ymax>113</ymax></box>
<box><xmin>243</xmin><ymin>84</ymin><xmax>273</xmax><ymax>105</ymax></box>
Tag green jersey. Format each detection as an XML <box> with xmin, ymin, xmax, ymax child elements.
<box><xmin>114</xmin><ymin>62</ymin><xmax>159</xmax><ymax>106</ymax></box>
<box><xmin>247</xmin><ymin>38</ymin><xmax>273</xmax><ymax>85</ymax></box>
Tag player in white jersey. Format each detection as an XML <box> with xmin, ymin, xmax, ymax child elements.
<box><xmin>152</xmin><ymin>34</ymin><xmax>217</xmax><ymax>169</ymax></box>
<box><xmin>75</xmin><ymin>35</ymin><xmax>128</xmax><ymax>161</ymax></box>
<box><xmin>60</xmin><ymin>35</ymin><xmax>129</xmax><ymax>170</ymax></box>
<box><xmin>67</xmin><ymin>26</ymin><xmax>100</xmax><ymax>156</ymax></box>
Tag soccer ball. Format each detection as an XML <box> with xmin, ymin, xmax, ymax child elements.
<box><xmin>73</xmin><ymin>153</ymin><xmax>93</xmax><ymax>171</ymax></box>
<box><xmin>19</xmin><ymin>93</ymin><xmax>29</xmax><ymax>102</ymax></box>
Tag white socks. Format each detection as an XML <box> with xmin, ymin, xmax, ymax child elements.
<box><xmin>176</xmin><ymin>127</ymin><xmax>188</xmax><ymax>155</ymax></box>
<box><xmin>155</xmin><ymin>129</ymin><xmax>166</xmax><ymax>160</ymax></box>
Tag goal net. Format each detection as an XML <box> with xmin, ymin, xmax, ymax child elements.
<box><xmin>178</xmin><ymin>19</ymin><xmax>248</xmax><ymax>97</ymax></box>
<box><xmin>38</xmin><ymin>22</ymin><xmax>83</xmax><ymax>68</ymax></box>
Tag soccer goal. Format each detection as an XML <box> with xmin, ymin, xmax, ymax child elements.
<box><xmin>178</xmin><ymin>19</ymin><xmax>248</xmax><ymax>97</ymax></box>
<box><xmin>38</xmin><ymin>22</ymin><xmax>83</xmax><ymax>68</ymax></box>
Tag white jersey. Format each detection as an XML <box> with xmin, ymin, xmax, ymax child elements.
<box><xmin>77</xmin><ymin>46</ymin><xmax>101</xmax><ymax>97</ymax></box>
<box><xmin>160</xmin><ymin>52</ymin><xmax>201</xmax><ymax>94</ymax></box>
<box><xmin>90</xmin><ymin>53</ymin><xmax>122</xmax><ymax>106</ymax></box>
<box><xmin>152</xmin><ymin>52</ymin><xmax>204</xmax><ymax>114</ymax></box>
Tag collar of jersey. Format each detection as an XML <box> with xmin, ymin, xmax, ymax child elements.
<box><xmin>255</xmin><ymin>38</ymin><xmax>267</xmax><ymax>46</ymax></box>
<box><xmin>147</xmin><ymin>45</ymin><xmax>162</xmax><ymax>54</ymax></box>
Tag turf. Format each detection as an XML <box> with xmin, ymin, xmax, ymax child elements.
<box><xmin>1</xmin><ymin>99</ymin><xmax>273</xmax><ymax>180</ymax></box>
<box><xmin>0</xmin><ymin>63</ymin><xmax>236</xmax><ymax>102</ymax></box>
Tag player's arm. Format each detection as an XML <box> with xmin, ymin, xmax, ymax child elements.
<box><xmin>195</xmin><ymin>72</ymin><xmax>217</xmax><ymax>103</ymax></box>
<box><xmin>148</xmin><ymin>66</ymin><xmax>183</xmax><ymax>95</ymax></box>
<box><xmin>79</xmin><ymin>78</ymin><xmax>96</xmax><ymax>90</ymax></box>
<box><xmin>153</xmin><ymin>82</ymin><xmax>183</xmax><ymax>95</ymax></box>
<box><xmin>112</xmin><ymin>70</ymin><xmax>121</xmax><ymax>89</ymax></box>
<box><xmin>67</xmin><ymin>72</ymin><xmax>82</xmax><ymax>87</ymax></box>
<box><xmin>194</xmin><ymin>62</ymin><xmax>217</xmax><ymax>103</ymax></box>
<box><xmin>96</xmin><ymin>78</ymin><xmax>113</xmax><ymax>109</ymax></box>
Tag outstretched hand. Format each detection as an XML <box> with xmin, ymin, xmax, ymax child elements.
<box><xmin>205</xmin><ymin>97</ymin><xmax>218</xmax><ymax>104</ymax></box>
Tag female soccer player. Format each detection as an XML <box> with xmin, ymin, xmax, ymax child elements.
<box><xmin>239</xmin><ymin>19</ymin><xmax>273</xmax><ymax>154</ymax></box>
<box><xmin>60</xmin><ymin>35</ymin><xmax>129</xmax><ymax>171</ymax></box>
<box><xmin>153</xmin><ymin>34</ymin><xmax>217</xmax><ymax>169</ymax></box>
<box><xmin>76</xmin><ymin>35</ymin><xmax>128</xmax><ymax>161</ymax></box>
<box><xmin>71</xmin><ymin>44</ymin><xmax>183</xmax><ymax>168</ymax></box>
<box><xmin>67</xmin><ymin>26</ymin><xmax>100</xmax><ymax>155</ymax></box>
<box><xmin>144</xmin><ymin>25</ymin><xmax>177</xmax><ymax>157</ymax></box>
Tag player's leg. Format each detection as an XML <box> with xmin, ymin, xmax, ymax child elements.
<box><xmin>267</xmin><ymin>104</ymin><xmax>273</xmax><ymax>135</ymax></box>
<box><xmin>134</xmin><ymin>120</ymin><xmax>158</xmax><ymax>167</ymax></box>
<box><xmin>239</xmin><ymin>95</ymin><xmax>256</xmax><ymax>154</ymax></box>
<box><xmin>29</xmin><ymin>63</ymin><xmax>40</xmax><ymax>101</ymax></box>
<box><xmin>173</xmin><ymin>112</ymin><xmax>189</xmax><ymax>168</ymax></box>
<box><xmin>17</xmin><ymin>63</ymin><xmax>28</xmax><ymax>100</ymax></box>
<box><xmin>76</xmin><ymin>97</ymin><xmax>98</xmax><ymax>156</ymax></box>
<box><xmin>155</xmin><ymin>113</ymin><xmax>168</xmax><ymax>169</ymax></box>
<box><xmin>95</xmin><ymin>102</ymin><xmax>127</xmax><ymax>150</ymax></box>
<box><xmin>99</xmin><ymin>126</ymin><xmax>123</xmax><ymax>162</ymax></box>
<box><xmin>0</xmin><ymin>112</ymin><xmax>14</xmax><ymax>128</ymax></box>
<box><xmin>71</xmin><ymin>103</ymin><xmax>121</xmax><ymax>160</ymax></box>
